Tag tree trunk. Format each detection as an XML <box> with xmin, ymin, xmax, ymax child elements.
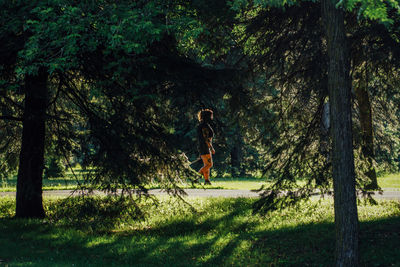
<box><xmin>231</xmin><ymin>145</ymin><xmax>242</xmax><ymax>176</ymax></box>
<box><xmin>16</xmin><ymin>68</ymin><xmax>48</xmax><ymax>218</ymax></box>
<box><xmin>321</xmin><ymin>0</ymin><xmax>359</xmax><ymax>266</ymax></box>
<box><xmin>231</xmin><ymin>134</ymin><xmax>244</xmax><ymax>177</ymax></box>
<box><xmin>354</xmin><ymin>65</ymin><xmax>378</xmax><ymax>190</ymax></box>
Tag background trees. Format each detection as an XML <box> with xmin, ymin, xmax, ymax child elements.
<box><xmin>0</xmin><ymin>0</ymin><xmax>247</xmax><ymax>217</ymax></box>
<box><xmin>224</xmin><ymin>0</ymin><xmax>399</xmax><ymax>265</ymax></box>
<box><xmin>1</xmin><ymin>4</ymin><xmax>400</xmax><ymax>265</ymax></box>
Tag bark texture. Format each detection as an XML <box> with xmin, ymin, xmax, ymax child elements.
<box><xmin>231</xmin><ymin>135</ymin><xmax>244</xmax><ymax>177</ymax></box>
<box><xmin>16</xmin><ymin>68</ymin><xmax>48</xmax><ymax>218</ymax></box>
<box><xmin>354</xmin><ymin>66</ymin><xmax>378</xmax><ymax>189</ymax></box>
<box><xmin>321</xmin><ymin>0</ymin><xmax>359</xmax><ymax>266</ymax></box>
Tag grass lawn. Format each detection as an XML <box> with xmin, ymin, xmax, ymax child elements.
<box><xmin>0</xmin><ymin>177</ymin><xmax>84</xmax><ymax>192</ymax></box>
<box><xmin>206</xmin><ymin>173</ymin><xmax>400</xmax><ymax>190</ymax></box>
<box><xmin>195</xmin><ymin>177</ymin><xmax>269</xmax><ymax>190</ymax></box>
<box><xmin>0</xmin><ymin>169</ymin><xmax>86</xmax><ymax>192</ymax></box>
<box><xmin>0</xmin><ymin>196</ymin><xmax>399</xmax><ymax>266</ymax></box>
<box><xmin>1</xmin><ymin>172</ymin><xmax>399</xmax><ymax>192</ymax></box>
<box><xmin>376</xmin><ymin>173</ymin><xmax>400</xmax><ymax>190</ymax></box>
<box><xmin>207</xmin><ymin>173</ymin><xmax>400</xmax><ymax>190</ymax></box>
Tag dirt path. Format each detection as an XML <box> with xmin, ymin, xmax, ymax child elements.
<box><xmin>1</xmin><ymin>189</ymin><xmax>400</xmax><ymax>200</ymax></box>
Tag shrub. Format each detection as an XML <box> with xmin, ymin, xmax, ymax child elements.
<box><xmin>44</xmin><ymin>157</ymin><xmax>65</xmax><ymax>178</ymax></box>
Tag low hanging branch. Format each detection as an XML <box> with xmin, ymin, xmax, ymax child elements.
<box><xmin>0</xmin><ymin>115</ymin><xmax>23</xmax><ymax>121</ymax></box>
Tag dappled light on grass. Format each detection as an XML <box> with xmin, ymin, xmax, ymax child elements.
<box><xmin>0</xmin><ymin>197</ymin><xmax>399</xmax><ymax>266</ymax></box>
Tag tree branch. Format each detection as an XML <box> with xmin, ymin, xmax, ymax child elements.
<box><xmin>0</xmin><ymin>115</ymin><xmax>23</xmax><ymax>121</ymax></box>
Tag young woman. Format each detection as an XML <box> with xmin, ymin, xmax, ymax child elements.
<box><xmin>197</xmin><ymin>109</ymin><xmax>215</xmax><ymax>185</ymax></box>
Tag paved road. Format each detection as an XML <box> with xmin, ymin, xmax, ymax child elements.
<box><xmin>1</xmin><ymin>189</ymin><xmax>400</xmax><ymax>200</ymax></box>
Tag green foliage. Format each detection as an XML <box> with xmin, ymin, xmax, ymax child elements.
<box><xmin>220</xmin><ymin>0</ymin><xmax>400</xmax><ymax>212</ymax></box>
<box><xmin>46</xmin><ymin>196</ymin><xmax>147</xmax><ymax>232</ymax></box>
<box><xmin>0</xmin><ymin>197</ymin><xmax>15</xmax><ymax>217</ymax></box>
<box><xmin>1</xmin><ymin>0</ymin><xmax>400</xmax><ymax>219</ymax></box>
<box><xmin>229</xmin><ymin>0</ymin><xmax>291</xmax><ymax>11</ymax></box>
<box><xmin>44</xmin><ymin>157</ymin><xmax>65</xmax><ymax>179</ymax></box>
<box><xmin>5</xmin><ymin>0</ymin><xmax>171</xmax><ymax>77</ymax></box>
<box><xmin>345</xmin><ymin>0</ymin><xmax>400</xmax><ymax>24</ymax></box>
<box><xmin>2</xmin><ymin>0</ymin><xmax>237</xmax><ymax>200</ymax></box>
<box><xmin>229</xmin><ymin>0</ymin><xmax>400</xmax><ymax>24</ymax></box>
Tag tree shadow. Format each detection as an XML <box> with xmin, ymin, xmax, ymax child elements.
<box><xmin>359</xmin><ymin>216</ymin><xmax>400</xmax><ymax>266</ymax></box>
<box><xmin>0</xmin><ymin>200</ymin><xmax>399</xmax><ymax>266</ymax></box>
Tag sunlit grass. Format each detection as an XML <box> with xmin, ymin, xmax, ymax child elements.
<box><xmin>0</xmin><ymin>177</ymin><xmax>85</xmax><ymax>192</ymax></box>
<box><xmin>0</xmin><ymin>169</ymin><xmax>86</xmax><ymax>192</ymax></box>
<box><xmin>198</xmin><ymin>177</ymin><xmax>269</xmax><ymax>190</ymax></box>
<box><xmin>377</xmin><ymin>173</ymin><xmax>400</xmax><ymax>190</ymax></box>
<box><xmin>1</xmin><ymin>171</ymin><xmax>399</xmax><ymax>192</ymax></box>
<box><xmin>0</xmin><ymin>196</ymin><xmax>399</xmax><ymax>266</ymax></box>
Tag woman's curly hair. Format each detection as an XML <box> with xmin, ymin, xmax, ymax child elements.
<box><xmin>197</xmin><ymin>109</ymin><xmax>213</xmax><ymax>122</ymax></box>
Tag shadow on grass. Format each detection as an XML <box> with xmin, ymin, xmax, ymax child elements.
<box><xmin>0</xmin><ymin>200</ymin><xmax>399</xmax><ymax>266</ymax></box>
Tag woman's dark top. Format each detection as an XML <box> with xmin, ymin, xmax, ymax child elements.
<box><xmin>197</xmin><ymin>121</ymin><xmax>214</xmax><ymax>155</ymax></box>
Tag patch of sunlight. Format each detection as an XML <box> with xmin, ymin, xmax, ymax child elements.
<box><xmin>377</xmin><ymin>173</ymin><xmax>400</xmax><ymax>190</ymax></box>
<box><xmin>86</xmin><ymin>236</ymin><xmax>116</xmax><ymax>248</ymax></box>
